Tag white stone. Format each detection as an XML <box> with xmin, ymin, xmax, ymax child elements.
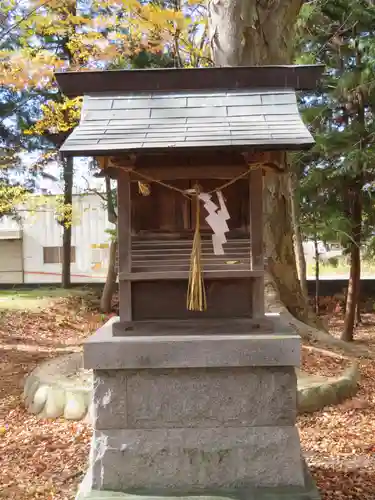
<box><xmin>30</xmin><ymin>385</ymin><xmax>49</xmax><ymax>414</ymax></box>
<box><xmin>84</xmin><ymin>403</ymin><xmax>94</xmax><ymax>424</ymax></box>
<box><xmin>44</xmin><ymin>388</ymin><xmax>66</xmax><ymax>418</ymax></box>
<box><xmin>64</xmin><ymin>391</ymin><xmax>87</xmax><ymax>420</ymax></box>
<box><xmin>23</xmin><ymin>374</ymin><xmax>36</xmax><ymax>399</ymax></box>
<box><xmin>24</xmin><ymin>379</ymin><xmax>40</xmax><ymax>407</ymax></box>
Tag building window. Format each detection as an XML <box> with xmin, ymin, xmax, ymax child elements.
<box><xmin>43</xmin><ymin>246</ymin><xmax>76</xmax><ymax>264</ymax></box>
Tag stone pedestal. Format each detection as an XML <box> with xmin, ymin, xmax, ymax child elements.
<box><xmin>80</xmin><ymin>315</ymin><xmax>318</xmax><ymax>498</ymax></box>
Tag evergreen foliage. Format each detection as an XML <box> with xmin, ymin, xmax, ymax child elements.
<box><xmin>295</xmin><ymin>0</ymin><xmax>375</xmax><ymax>338</ymax></box>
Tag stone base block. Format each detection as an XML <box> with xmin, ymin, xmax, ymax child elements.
<box><xmin>84</xmin><ymin>317</ymin><xmax>301</xmax><ymax>371</ymax></box>
<box><xmin>84</xmin><ymin>316</ymin><xmax>306</xmax><ymax>495</ymax></box>
<box><xmin>90</xmin><ymin>427</ymin><xmax>305</xmax><ymax>492</ymax></box>
<box><xmin>93</xmin><ymin>367</ymin><xmax>297</xmax><ymax>430</ymax></box>
<box><xmin>76</xmin><ymin>461</ymin><xmax>320</xmax><ymax>500</ymax></box>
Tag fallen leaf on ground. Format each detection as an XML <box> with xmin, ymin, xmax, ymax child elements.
<box><xmin>1</xmin><ymin>295</ymin><xmax>375</xmax><ymax>499</ymax></box>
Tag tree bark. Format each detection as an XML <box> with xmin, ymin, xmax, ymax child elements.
<box><xmin>100</xmin><ymin>238</ymin><xmax>118</xmax><ymax>313</ymax></box>
<box><xmin>100</xmin><ymin>175</ymin><xmax>118</xmax><ymax>312</ymax></box>
<box><xmin>61</xmin><ymin>156</ymin><xmax>73</xmax><ymax>289</ymax></box>
<box><xmin>207</xmin><ymin>0</ymin><xmax>303</xmax><ymax>67</ymax></box>
<box><xmin>263</xmin><ymin>170</ymin><xmax>322</xmax><ymax>327</ymax></box>
<box><xmin>289</xmin><ymin>170</ymin><xmax>308</xmax><ymax>301</ymax></box>
<box><xmin>207</xmin><ymin>0</ymin><xmax>324</xmax><ymax>329</ymax></box>
<box><xmin>342</xmin><ymin>187</ymin><xmax>361</xmax><ymax>341</ymax></box>
<box><xmin>314</xmin><ymin>233</ymin><xmax>319</xmax><ymax>315</ymax></box>
<box><xmin>342</xmin><ymin>38</ymin><xmax>364</xmax><ymax>341</ymax></box>
<box><xmin>59</xmin><ymin>0</ymin><xmax>76</xmax><ymax>290</ymax></box>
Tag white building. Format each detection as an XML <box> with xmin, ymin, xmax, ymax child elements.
<box><xmin>0</xmin><ymin>193</ymin><xmax>115</xmax><ymax>284</ymax></box>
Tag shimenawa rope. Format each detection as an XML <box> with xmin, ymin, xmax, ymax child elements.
<box><xmin>117</xmin><ymin>163</ymin><xmax>263</xmax><ymax>311</ymax></box>
<box><xmin>186</xmin><ymin>184</ymin><xmax>207</xmax><ymax>311</ymax></box>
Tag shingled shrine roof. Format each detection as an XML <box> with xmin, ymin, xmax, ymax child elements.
<box><xmin>55</xmin><ymin>65</ymin><xmax>324</xmax><ymax>157</ymax></box>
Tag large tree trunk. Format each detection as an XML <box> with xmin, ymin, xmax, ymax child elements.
<box><xmin>263</xmin><ymin>170</ymin><xmax>321</xmax><ymax>327</ymax></box>
<box><xmin>62</xmin><ymin>156</ymin><xmax>73</xmax><ymax>288</ymax></box>
<box><xmin>207</xmin><ymin>0</ymin><xmax>308</xmax><ymax>318</ymax></box>
<box><xmin>207</xmin><ymin>0</ymin><xmax>332</xmax><ymax>336</ymax></box>
<box><xmin>207</xmin><ymin>0</ymin><xmax>303</xmax><ymax>67</ymax></box>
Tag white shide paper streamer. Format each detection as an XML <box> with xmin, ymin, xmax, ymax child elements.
<box><xmin>198</xmin><ymin>191</ymin><xmax>230</xmax><ymax>255</ymax></box>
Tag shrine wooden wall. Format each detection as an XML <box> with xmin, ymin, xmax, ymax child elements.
<box><xmin>130</xmin><ymin>179</ymin><xmax>249</xmax><ymax>235</ymax></box>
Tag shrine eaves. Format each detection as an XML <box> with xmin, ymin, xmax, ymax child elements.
<box><xmin>56</xmin><ymin>65</ymin><xmax>324</xmax><ymax>157</ymax></box>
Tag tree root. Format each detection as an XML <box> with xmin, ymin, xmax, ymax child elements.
<box><xmin>265</xmin><ymin>273</ymin><xmax>371</xmax><ymax>359</ymax></box>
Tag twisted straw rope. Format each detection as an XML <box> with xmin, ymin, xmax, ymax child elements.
<box><xmin>115</xmin><ymin>162</ymin><xmax>263</xmax><ymax>311</ymax></box>
<box><xmin>118</xmin><ymin>163</ymin><xmax>263</xmax><ymax>198</ymax></box>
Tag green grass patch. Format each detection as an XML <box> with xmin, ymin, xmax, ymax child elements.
<box><xmin>307</xmin><ymin>257</ymin><xmax>375</xmax><ymax>277</ymax></box>
<box><xmin>0</xmin><ymin>287</ymin><xmax>91</xmax><ymax>311</ymax></box>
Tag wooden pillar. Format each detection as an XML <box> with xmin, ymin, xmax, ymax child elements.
<box><xmin>249</xmin><ymin>167</ymin><xmax>265</xmax><ymax>316</ymax></box>
<box><xmin>117</xmin><ymin>170</ymin><xmax>132</xmax><ymax>323</ymax></box>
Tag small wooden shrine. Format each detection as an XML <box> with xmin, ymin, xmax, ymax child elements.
<box><xmin>57</xmin><ymin>65</ymin><xmax>322</xmax><ymax>332</ymax></box>
<box><xmin>56</xmin><ymin>65</ymin><xmax>323</xmax><ymax>500</ymax></box>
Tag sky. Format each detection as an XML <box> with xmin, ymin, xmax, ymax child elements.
<box><xmin>21</xmin><ymin>152</ymin><xmax>105</xmax><ymax>195</ymax></box>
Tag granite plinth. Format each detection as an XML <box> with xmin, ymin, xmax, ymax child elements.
<box><xmin>90</xmin><ymin>427</ymin><xmax>304</xmax><ymax>491</ymax></box>
<box><xmin>83</xmin><ymin>316</ymin><xmax>309</xmax><ymax>494</ymax></box>
<box><xmin>84</xmin><ymin>317</ymin><xmax>301</xmax><ymax>370</ymax></box>
<box><xmin>76</xmin><ymin>461</ymin><xmax>320</xmax><ymax>499</ymax></box>
<box><xmin>92</xmin><ymin>367</ymin><xmax>297</xmax><ymax>430</ymax></box>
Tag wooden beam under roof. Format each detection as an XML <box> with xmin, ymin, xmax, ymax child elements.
<box><xmin>55</xmin><ymin>65</ymin><xmax>324</xmax><ymax>98</ymax></box>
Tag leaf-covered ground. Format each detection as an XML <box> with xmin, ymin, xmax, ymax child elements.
<box><xmin>300</xmin><ymin>313</ymin><xmax>375</xmax><ymax>500</ymax></box>
<box><xmin>0</xmin><ymin>293</ymin><xmax>106</xmax><ymax>499</ymax></box>
<box><xmin>0</xmin><ymin>292</ymin><xmax>374</xmax><ymax>499</ymax></box>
